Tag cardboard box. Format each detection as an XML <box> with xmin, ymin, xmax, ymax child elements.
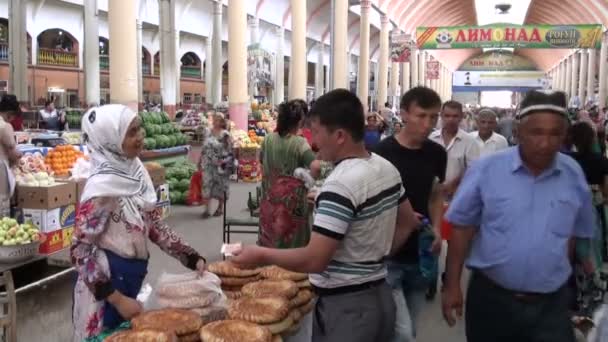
<box><xmin>18</xmin><ymin>204</ymin><xmax>77</xmax><ymax>233</ymax></box>
<box><xmin>72</xmin><ymin>178</ymin><xmax>87</xmax><ymax>202</ymax></box>
<box><xmin>16</xmin><ymin>182</ymin><xmax>76</xmax><ymax>209</ymax></box>
<box><xmin>39</xmin><ymin>227</ymin><xmax>73</xmax><ymax>254</ymax></box>
<box><xmin>148</xmin><ymin>168</ymin><xmax>166</xmax><ymax>189</ymax></box>
<box><xmin>156</xmin><ymin>184</ymin><xmax>170</xmax><ymax>219</ymax></box>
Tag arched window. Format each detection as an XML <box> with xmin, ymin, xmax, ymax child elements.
<box><xmin>142</xmin><ymin>47</ymin><xmax>151</xmax><ymax>75</ymax></box>
<box><xmin>0</xmin><ymin>18</ymin><xmax>32</xmax><ymax>63</ymax></box>
<box><xmin>154</xmin><ymin>52</ymin><xmax>160</xmax><ymax>75</ymax></box>
<box><xmin>37</xmin><ymin>29</ymin><xmax>79</xmax><ymax>67</ymax></box>
<box><xmin>180</xmin><ymin>52</ymin><xmax>201</xmax><ymax>79</ymax></box>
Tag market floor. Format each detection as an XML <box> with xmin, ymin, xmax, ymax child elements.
<box><xmin>15</xmin><ymin>181</ymin><xmax>466</xmax><ymax>341</ymax></box>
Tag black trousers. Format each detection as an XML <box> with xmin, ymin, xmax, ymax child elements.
<box><xmin>466</xmin><ymin>272</ymin><xmax>575</xmax><ymax>342</ymax></box>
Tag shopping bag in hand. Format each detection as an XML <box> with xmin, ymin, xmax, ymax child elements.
<box><xmin>186</xmin><ymin>170</ymin><xmax>206</xmax><ymax>206</ymax></box>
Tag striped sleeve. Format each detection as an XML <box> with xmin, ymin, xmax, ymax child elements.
<box><xmin>313</xmin><ymin>190</ymin><xmax>356</xmax><ymax>240</ymax></box>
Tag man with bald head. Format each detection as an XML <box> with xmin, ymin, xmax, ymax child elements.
<box><xmin>469</xmin><ymin>108</ymin><xmax>508</xmax><ymax>157</ymax></box>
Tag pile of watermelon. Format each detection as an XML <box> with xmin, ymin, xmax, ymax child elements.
<box><xmin>139</xmin><ymin>112</ymin><xmax>189</xmax><ymax>150</ymax></box>
<box><xmin>166</xmin><ymin>161</ymin><xmax>197</xmax><ymax>205</ymax></box>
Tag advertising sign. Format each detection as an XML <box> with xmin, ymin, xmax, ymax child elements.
<box><xmin>417</xmin><ymin>24</ymin><xmax>603</xmax><ymax>49</ymax></box>
<box><xmin>391</xmin><ymin>33</ymin><xmax>412</xmax><ymax>63</ymax></box>
<box><xmin>453</xmin><ymin>71</ymin><xmax>547</xmax><ymax>89</ymax></box>
<box><xmin>459</xmin><ymin>50</ymin><xmax>538</xmax><ymax>71</ymax></box>
<box><xmin>247</xmin><ymin>44</ymin><xmax>273</xmax><ymax>87</ymax></box>
<box><xmin>426</xmin><ymin>61</ymin><xmax>440</xmax><ymax>80</ymax></box>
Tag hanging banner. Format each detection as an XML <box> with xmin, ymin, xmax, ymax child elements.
<box><xmin>426</xmin><ymin>61</ymin><xmax>440</xmax><ymax>80</ymax></box>
<box><xmin>453</xmin><ymin>71</ymin><xmax>547</xmax><ymax>88</ymax></box>
<box><xmin>391</xmin><ymin>33</ymin><xmax>412</xmax><ymax>63</ymax></box>
<box><xmin>247</xmin><ymin>43</ymin><xmax>273</xmax><ymax>88</ymax></box>
<box><xmin>417</xmin><ymin>24</ymin><xmax>603</xmax><ymax>49</ymax></box>
<box><xmin>459</xmin><ymin>50</ymin><xmax>538</xmax><ymax>71</ymax></box>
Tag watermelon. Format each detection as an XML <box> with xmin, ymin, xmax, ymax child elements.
<box><xmin>153</xmin><ymin>112</ymin><xmax>163</xmax><ymax>124</ymax></box>
<box><xmin>144</xmin><ymin>138</ymin><xmax>157</xmax><ymax>150</ymax></box>
<box><xmin>144</xmin><ymin>124</ymin><xmax>154</xmax><ymax>137</ymax></box>
<box><xmin>168</xmin><ymin>178</ymin><xmax>179</xmax><ymax>191</ymax></box>
<box><xmin>161</xmin><ymin>112</ymin><xmax>170</xmax><ymax>123</ymax></box>
<box><xmin>169</xmin><ymin>135</ymin><xmax>178</xmax><ymax>147</ymax></box>
<box><xmin>178</xmin><ymin>179</ymin><xmax>190</xmax><ymax>192</ymax></box>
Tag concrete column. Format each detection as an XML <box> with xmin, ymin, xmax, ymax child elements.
<box><xmin>346</xmin><ymin>51</ymin><xmax>352</xmax><ymax>90</ymax></box>
<box><xmin>8</xmin><ymin>0</ymin><xmax>27</xmax><ymax>103</ymax></box>
<box><xmin>324</xmin><ymin>64</ymin><xmax>329</xmax><ymax>95</ymax></box>
<box><xmin>108</xmin><ymin>0</ymin><xmax>138</xmax><ymax>110</ymax></box>
<box><xmin>357</xmin><ymin>0</ymin><xmax>371</xmax><ymax>108</ymax></box>
<box><xmin>578</xmin><ymin>50</ymin><xmax>588</xmax><ymax>103</ymax></box>
<box><xmin>84</xmin><ymin>0</ymin><xmax>100</xmax><ymax>106</ymax></box>
<box><xmin>158</xmin><ymin>0</ymin><xmax>177</xmax><ymax>115</ymax></box>
<box><xmin>560</xmin><ymin>60</ymin><xmax>566</xmax><ymax>91</ymax></box>
<box><xmin>315</xmin><ymin>43</ymin><xmax>324</xmax><ymax>98</ymax></box>
<box><xmin>175</xmin><ymin>32</ymin><xmax>181</xmax><ymax>105</ymax></box>
<box><xmin>587</xmin><ymin>49</ymin><xmax>596</xmax><ymax>104</ymax></box>
<box><xmin>274</xmin><ymin>27</ymin><xmax>285</xmax><ymax>106</ymax></box>
<box><xmin>565</xmin><ymin>55</ymin><xmax>572</xmax><ymax>98</ymax></box>
<box><xmin>248</xmin><ymin>17</ymin><xmax>259</xmax><ymax>98</ymax></box>
<box><xmin>411</xmin><ymin>47</ymin><xmax>418</xmax><ymax>87</ymax></box>
<box><xmin>205</xmin><ymin>38</ymin><xmax>213</xmax><ymax>104</ymax></box>
<box><xmin>211</xmin><ymin>0</ymin><xmax>223</xmax><ymax>105</ymax></box>
<box><xmin>377</xmin><ymin>15</ymin><xmax>389</xmax><ymax>108</ymax></box>
<box><xmin>290</xmin><ymin>0</ymin><xmax>306</xmax><ymax>99</ymax></box>
<box><xmin>137</xmin><ymin>19</ymin><xmax>143</xmax><ymax>109</ymax></box>
<box><xmin>390</xmin><ymin>61</ymin><xmax>399</xmax><ymax>107</ymax></box>
<box><xmin>401</xmin><ymin>61</ymin><xmax>410</xmax><ymax>95</ymax></box>
<box><xmin>228</xmin><ymin>0</ymin><xmax>248</xmax><ymax>130</ymax></box>
<box><xmin>570</xmin><ymin>52</ymin><xmax>579</xmax><ymax>100</ymax></box>
<box><xmin>599</xmin><ymin>34</ymin><xmax>608</xmax><ymax>109</ymax></box>
<box><xmin>330</xmin><ymin>0</ymin><xmax>348</xmax><ymax>89</ymax></box>
<box><xmin>419</xmin><ymin>51</ymin><xmax>426</xmax><ymax>87</ymax></box>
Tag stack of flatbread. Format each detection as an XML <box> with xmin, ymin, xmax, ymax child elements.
<box><xmin>156</xmin><ymin>272</ymin><xmax>228</xmax><ymax>325</ymax></box>
<box><xmin>132</xmin><ymin>309</ymin><xmax>204</xmax><ymax>342</ymax></box>
<box><xmin>259</xmin><ymin>266</ymin><xmax>315</xmax><ymax>335</ymax></box>
<box><xmin>207</xmin><ymin>261</ymin><xmax>262</xmax><ymax>300</ymax></box>
<box><xmin>200</xmin><ymin>320</ymin><xmax>279</xmax><ymax>342</ymax></box>
<box><xmin>228</xmin><ymin>296</ymin><xmax>292</xmax><ymax>340</ymax></box>
<box><xmin>105</xmin><ymin>328</ymin><xmax>178</xmax><ymax>342</ymax></box>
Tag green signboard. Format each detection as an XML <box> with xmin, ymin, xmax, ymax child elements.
<box><xmin>417</xmin><ymin>24</ymin><xmax>603</xmax><ymax>49</ymax></box>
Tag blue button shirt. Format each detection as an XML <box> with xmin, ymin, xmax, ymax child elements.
<box><xmin>445</xmin><ymin>147</ymin><xmax>595</xmax><ymax>293</ymax></box>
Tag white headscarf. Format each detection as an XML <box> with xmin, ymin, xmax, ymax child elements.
<box><xmin>80</xmin><ymin>104</ymin><xmax>157</xmax><ymax>228</ymax></box>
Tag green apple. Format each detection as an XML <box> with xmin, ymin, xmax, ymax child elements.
<box><xmin>31</xmin><ymin>234</ymin><xmax>40</xmax><ymax>242</ymax></box>
<box><xmin>7</xmin><ymin>219</ymin><xmax>17</xmax><ymax>226</ymax></box>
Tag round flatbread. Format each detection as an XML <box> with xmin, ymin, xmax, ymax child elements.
<box><xmin>228</xmin><ymin>297</ymin><xmax>289</xmax><ymax>324</ymax></box>
<box><xmin>220</xmin><ymin>275</ymin><xmax>261</xmax><ymax>286</ymax></box>
<box><xmin>298</xmin><ymin>300</ymin><xmax>315</xmax><ymax>316</ymax></box>
<box><xmin>295</xmin><ymin>279</ymin><xmax>311</xmax><ymax>288</ymax></box>
<box><xmin>259</xmin><ymin>266</ymin><xmax>308</xmax><ymax>282</ymax></box>
<box><xmin>289</xmin><ymin>289</ymin><xmax>314</xmax><ymax>309</ymax></box>
<box><xmin>221</xmin><ymin>284</ymin><xmax>243</xmax><ymax>291</ymax></box>
<box><xmin>105</xmin><ymin>329</ymin><xmax>177</xmax><ymax>342</ymax></box>
<box><xmin>132</xmin><ymin>309</ymin><xmax>203</xmax><ymax>336</ymax></box>
<box><xmin>178</xmin><ymin>331</ymin><xmax>201</xmax><ymax>342</ymax></box>
<box><xmin>223</xmin><ymin>290</ymin><xmax>243</xmax><ymax>300</ymax></box>
<box><xmin>283</xmin><ymin>322</ymin><xmax>301</xmax><ymax>336</ymax></box>
<box><xmin>208</xmin><ymin>261</ymin><xmax>260</xmax><ymax>278</ymax></box>
<box><xmin>157</xmin><ymin>292</ymin><xmax>221</xmax><ymax>309</ymax></box>
<box><xmin>272</xmin><ymin>335</ymin><xmax>283</xmax><ymax>342</ymax></box>
<box><xmin>200</xmin><ymin>320</ymin><xmax>272</xmax><ymax>342</ymax></box>
<box><xmin>260</xmin><ymin>315</ymin><xmax>294</xmax><ymax>335</ymax></box>
<box><xmin>242</xmin><ymin>280</ymin><xmax>298</xmax><ymax>299</ymax></box>
<box><xmin>289</xmin><ymin>309</ymin><xmax>302</xmax><ymax>322</ymax></box>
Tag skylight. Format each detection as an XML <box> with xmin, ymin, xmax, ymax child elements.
<box><xmin>475</xmin><ymin>0</ymin><xmax>532</xmax><ymax>52</ymax></box>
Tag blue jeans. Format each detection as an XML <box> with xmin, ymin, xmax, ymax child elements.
<box><xmin>386</xmin><ymin>261</ymin><xmax>429</xmax><ymax>342</ymax></box>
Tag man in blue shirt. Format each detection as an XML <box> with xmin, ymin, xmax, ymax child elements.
<box><xmin>442</xmin><ymin>90</ymin><xmax>595</xmax><ymax>342</ymax></box>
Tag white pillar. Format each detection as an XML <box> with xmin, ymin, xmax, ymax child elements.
<box><xmin>315</xmin><ymin>43</ymin><xmax>324</xmax><ymax>98</ymax></box>
<box><xmin>175</xmin><ymin>32</ymin><xmax>181</xmax><ymax>105</ymax></box>
<box><xmin>599</xmin><ymin>34</ymin><xmax>608</xmax><ymax>109</ymax></box>
<box><xmin>560</xmin><ymin>60</ymin><xmax>566</xmax><ymax>91</ymax></box>
<box><xmin>159</xmin><ymin>0</ymin><xmax>177</xmax><ymax>114</ymax></box>
<box><xmin>565</xmin><ymin>55</ymin><xmax>573</xmax><ymax>98</ymax></box>
<box><xmin>578</xmin><ymin>50</ymin><xmax>588</xmax><ymax>103</ymax></box>
<box><xmin>8</xmin><ymin>0</ymin><xmax>27</xmax><ymax>103</ymax></box>
<box><xmin>587</xmin><ymin>49</ymin><xmax>596</xmax><ymax>104</ymax></box>
<box><xmin>411</xmin><ymin>47</ymin><xmax>419</xmax><ymax>87</ymax></box>
<box><xmin>108</xmin><ymin>0</ymin><xmax>138</xmax><ymax>109</ymax></box>
<box><xmin>290</xmin><ymin>0</ymin><xmax>306</xmax><ymax>99</ymax></box>
<box><xmin>228</xmin><ymin>0</ymin><xmax>248</xmax><ymax>130</ymax></box>
<box><xmin>274</xmin><ymin>27</ymin><xmax>285</xmax><ymax>106</ymax></box>
<box><xmin>357</xmin><ymin>0</ymin><xmax>371</xmax><ymax>108</ymax></box>
<box><xmin>570</xmin><ymin>52</ymin><xmax>579</xmax><ymax>100</ymax></box>
<box><xmin>84</xmin><ymin>0</ymin><xmax>100</xmax><ymax>106</ymax></box>
<box><xmin>401</xmin><ymin>61</ymin><xmax>410</xmax><ymax>95</ymax></box>
<box><xmin>331</xmin><ymin>0</ymin><xmax>348</xmax><ymax>89</ymax></box>
<box><xmin>211</xmin><ymin>0</ymin><xmax>223</xmax><ymax>105</ymax></box>
<box><xmin>137</xmin><ymin>19</ymin><xmax>143</xmax><ymax>107</ymax></box>
<box><xmin>205</xmin><ymin>38</ymin><xmax>213</xmax><ymax>104</ymax></box>
<box><xmin>377</xmin><ymin>15</ymin><xmax>389</xmax><ymax>108</ymax></box>
<box><xmin>419</xmin><ymin>51</ymin><xmax>426</xmax><ymax>88</ymax></box>
<box><xmin>248</xmin><ymin>17</ymin><xmax>259</xmax><ymax>98</ymax></box>
<box><xmin>390</xmin><ymin>61</ymin><xmax>399</xmax><ymax>107</ymax></box>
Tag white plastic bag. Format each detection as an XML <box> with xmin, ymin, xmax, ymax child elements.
<box><xmin>155</xmin><ymin>271</ymin><xmax>227</xmax><ymax>310</ymax></box>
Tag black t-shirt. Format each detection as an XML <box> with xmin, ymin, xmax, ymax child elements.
<box><xmin>569</xmin><ymin>151</ymin><xmax>608</xmax><ymax>186</ymax></box>
<box><xmin>374</xmin><ymin>136</ymin><xmax>447</xmax><ymax>264</ymax></box>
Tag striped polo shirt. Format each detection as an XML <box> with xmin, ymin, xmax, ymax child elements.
<box><xmin>310</xmin><ymin>153</ymin><xmax>405</xmax><ymax>289</ymax></box>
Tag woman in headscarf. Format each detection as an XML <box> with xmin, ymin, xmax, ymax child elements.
<box><xmin>0</xmin><ymin>95</ymin><xmax>21</xmax><ymax>217</ymax></box>
<box><xmin>71</xmin><ymin>105</ymin><xmax>206</xmax><ymax>341</ymax></box>
<box><xmin>199</xmin><ymin>112</ymin><xmax>234</xmax><ymax>218</ymax></box>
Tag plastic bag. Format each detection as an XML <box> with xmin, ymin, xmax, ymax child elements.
<box><xmin>186</xmin><ymin>171</ymin><xmax>205</xmax><ymax>206</ymax></box>
<box><xmin>155</xmin><ymin>271</ymin><xmax>227</xmax><ymax>310</ymax></box>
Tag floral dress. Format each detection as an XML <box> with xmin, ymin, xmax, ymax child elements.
<box><xmin>71</xmin><ymin>197</ymin><xmax>202</xmax><ymax>341</ymax></box>
<box><xmin>200</xmin><ymin>129</ymin><xmax>234</xmax><ymax>200</ymax></box>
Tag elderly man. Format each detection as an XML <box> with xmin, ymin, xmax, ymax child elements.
<box><xmin>442</xmin><ymin>90</ymin><xmax>596</xmax><ymax>342</ymax></box>
<box><xmin>469</xmin><ymin>108</ymin><xmax>508</xmax><ymax>157</ymax></box>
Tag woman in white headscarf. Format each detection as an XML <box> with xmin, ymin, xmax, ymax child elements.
<box><xmin>71</xmin><ymin>105</ymin><xmax>206</xmax><ymax>341</ymax></box>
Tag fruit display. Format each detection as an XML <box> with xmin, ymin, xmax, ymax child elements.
<box><xmin>232</xmin><ymin>129</ymin><xmax>260</xmax><ymax>149</ymax></box>
<box><xmin>15</xmin><ymin>152</ymin><xmax>53</xmax><ymax>174</ymax></box>
<box><xmin>0</xmin><ymin>217</ymin><xmax>41</xmax><ymax>246</ymax></box>
<box><xmin>179</xmin><ymin>110</ymin><xmax>207</xmax><ymax>128</ymax></box>
<box><xmin>139</xmin><ymin>111</ymin><xmax>189</xmax><ymax>150</ymax></box>
<box><xmin>15</xmin><ymin>171</ymin><xmax>55</xmax><ymax>187</ymax></box>
<box><xmin>62</xmin><ymin>132</ymin><xmax>82</xmax><ymax>145</ymax></box>
<box><xmin>45</xmin><ymin>144</ymin><xmax>86</xmax><ymax>177</ymax></box>
<box><xmin>166</xmin><ymin>161</ymin><xmax>197</xmax><ymax>205</ymax></box>
<box><xmin>65</xmin><ymin>110</ymin><xmax>83</xmax><ymax>129</ymax></box>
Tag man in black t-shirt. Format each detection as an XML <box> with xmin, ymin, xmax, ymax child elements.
<box><xmin>374</xmin><ymin>87</ymin><xmax>447</xmax><ymax>341</ymax></box>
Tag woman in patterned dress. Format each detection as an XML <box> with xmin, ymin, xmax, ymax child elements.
<box><xmin>71</xmin><ymin>105</ymin><xmax>206</xmax><ymax>341</ymax></box>
<box><xmin>259</xmin><ymin>100</ymin><xmax>319</xmax><ymax>248</ymax></box>
<box><xmin>199</xmin><ymin>113</ymin><xmax>234</xmax><ymax>218</ymax></box>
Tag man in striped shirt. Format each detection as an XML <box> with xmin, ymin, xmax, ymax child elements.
<box><xmin>233</xmin><ymin>89</ymin><xmax>420</xmax><ymax>342</ymax></box>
